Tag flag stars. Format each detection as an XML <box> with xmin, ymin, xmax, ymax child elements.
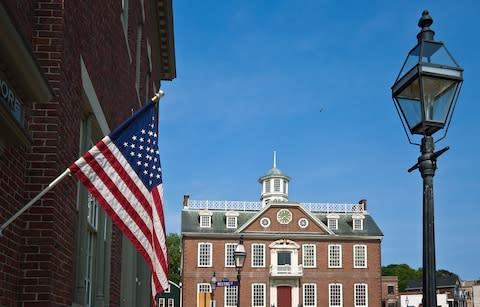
<box><xmin>123</xmin><ymin>142</ymin><xmax>128</xmax><ymax>147</ymax></box>
<box><xmin>139</xmin><ymin>137</ymin><xmax>144</xmax><ymax>142</ymax></box>
<box><xmin>130</xmin><ymin>144</ymin><xmax>135</xmax><ymax>149</ymax></box>
<box><xmin>132</xmin><ymin>135</ymin><xmax>137</xmax><ymax>141</ymax></box>
<box><xmin>148</xmin><ymin>130</ymin><xmax>154</xmax><ymax>136</ymax></box>
<box><xmin>141</xmin><ymin>129</ymin><xmax>146</xmax><ymax>134</ymax></box>
<box><xmin>137</xmin><ymin>153</ymin><xmax>142</xmax><ymax>158</ymax></box>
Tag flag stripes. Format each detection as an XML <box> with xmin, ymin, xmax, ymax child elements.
<box><xmin>69</xmin><ymin>101</ymin><xmax>169</xmax><ymax>303</ymax></box>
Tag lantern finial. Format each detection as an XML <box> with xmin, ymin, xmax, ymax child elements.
<box><xmin>417</xmin><ymin>10</ymin><xmax>435</xmax><ymax>41</ymax></box>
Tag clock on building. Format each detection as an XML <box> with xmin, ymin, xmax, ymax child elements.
<box><xmin>277</xmin><ymin>209</ymin><xmax>292</xmax><ymax>224</ymax></box>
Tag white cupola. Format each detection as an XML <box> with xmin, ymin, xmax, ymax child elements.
<box><xmin>258</xmin><ymin>152</ymin><xmax>290</xmax><ymax>207</ymax></box>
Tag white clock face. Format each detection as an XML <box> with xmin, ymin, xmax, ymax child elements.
<box><xmin>277</xmin><ymin>209</ymin><xmax>292</xmax><ymax>224</ymax></box>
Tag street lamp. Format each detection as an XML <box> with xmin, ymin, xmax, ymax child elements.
<box><xmin>391</xmin><ymin>10</ymin><xmax>463</xmax><ymax>307</ymax></box>
<box><xmin>210</xmin><ymin>272</ymin><xmax>217</xmax><ymax>307</ymax></box>
<box><xmin>234</xmin><ymin>236</ymin><xmax>246</xmax><ymax>307</ymax></box>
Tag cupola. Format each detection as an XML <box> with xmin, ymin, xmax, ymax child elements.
<box><xmin>258</xmin><ymin>152</ymin><xmax>290</xmax><ymax>206</ymax></box>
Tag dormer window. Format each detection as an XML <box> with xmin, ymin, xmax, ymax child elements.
<box><xmin>327</xmin><ymin>213</ymin><xmax>339</xmax><ymax>230</ymax></box>
<box><xmin>328</xmin><ymin>218</ymin><xmax>338</xmax><ymax>230</ymax></box>
<box><xmin>225</xmin><ymin>211</ymin><xmax>239</xmax><ymax>229</ymax></box>
<box><xmin>352</xmin><ymin>214</ymin><xmax>365</xmax><ymax>231</ymax></box>
<box><xmin>199</xmin><ymin>210</ymin><xmax>213</xmax><ymax>228</ymax></box>
<box><xmin>226</xmin><ymin>216</ymin><xmax>237</xmax><ymax>229</ymax></box>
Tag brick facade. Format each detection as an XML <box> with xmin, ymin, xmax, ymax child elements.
<box><xmin>0</xmin><ymin>1</ymin><xmax>175</xmax><ymax>306</ymax></box>
<box><xmin>181</xmin><ymin>166</ymin><xmax>384</xmax><ymax>307</ymax></box>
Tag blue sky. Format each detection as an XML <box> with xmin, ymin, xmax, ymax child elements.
<box><xmin>158</xmin><ymin>0</ymin><xmax>479</xmax><ymax>280</ymax></box>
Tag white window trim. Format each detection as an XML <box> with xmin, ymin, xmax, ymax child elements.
<box><xmin>199</xmin><ymin>212</ymin><xmax>212</xmax><ymax>228</ymax></box>
<box><xmin>328</xmin><ymin>218</ymin><xmax>338</xmax><ymax>230</ymax></box>
<box><xmin>225</xmin><ymin>243</ymin><xmax>237</xmax><ymax>267</ymax></box>
<box><xmin>302</xmin><ymin>244</ymin><xmax>316</xmax><ymax>268</ymax></box>
<box><xmin>226</xmin><ymin>216</ymin><xmax>237</xmax><ymax>229</ymax></box>
<box><xmin>197</xmin><ymin>283</ymin><xmax>212</xmax><ymax>307</ymax></box>
<box><xmin>251</xmin><ymin>283</ymin><xmax>266</xmax><ymax>307</ymax></box>
<box><xmin>197</xmin><ymin>242</ymin><xmax>212</xmax><ymax>267</ymax></box>
<box><xmin>354</xmin><ymin>283</ymin><xmax>368</xmax><ymax>307</ymax></box>
<box><xmin>353</xmin><ymin>244</ymin><xmax>368</xmax><ymax>268</ymax></box>
<box><xmin>328</xmin><ymin>244</ymin><xmax>342</xmax><ymax>268</ymax></box>
<box><xmin>225</xmin><ymin>286</ymin><xmax>238</xmax><ymax>307</ymax></box>
<box><xmin>303</xmin><ymin>283</ymin><xmax>317</xmax><ymax>307</ymax></box>
<box><xmin>353</xmin><ymin>218</ymin><xmax>364</xmax><ymax>231</ymax></box>
<box><xmin>329</xmin><ymin>283</ymin><xmax>343</xmax><ymax>307</ymax></box>
<box><xmin>251</xmin><ymin>243</ymin><xmax>266</xmax><ymax>267</ymax></box>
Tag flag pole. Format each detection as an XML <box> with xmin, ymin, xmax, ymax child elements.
<box><xmin>0</xmin><ymin>168</ymin><xmax>71</xmax><ymax>237</ymax></box>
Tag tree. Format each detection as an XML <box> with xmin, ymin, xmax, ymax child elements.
<box><xmin>167</xmin><ymin>233</ymin><xmax>181</xmax><ymax>284</ymax></box>
<box><xmin>382</xmin><ymin>263</ymin><xmax>421</xmax><ymax>292</ymax></box>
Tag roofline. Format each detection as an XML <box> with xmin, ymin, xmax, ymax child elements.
<box><xmin>181</xmin><ymin>232</ymin><xmax>383</xmax><ymax>241</ymax></box>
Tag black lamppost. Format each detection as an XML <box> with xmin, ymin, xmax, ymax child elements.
<box><xmin>234</xmin><ymin>236</ymin><xmax>246</xmax><ymax>307</ymax></box>
<box><xmin>391</xmin><ymin>10</ymin><xmax>463</xmax><ymax>307</ymax></box>
<box><xmin>210</xmin><ymin>272</ymin><xmax>217</xmax><ymax>307</ymax></box>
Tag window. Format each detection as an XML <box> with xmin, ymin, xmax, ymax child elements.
<box><xmin>252</xmin><ymin>244</ymin><xmax>265</xmax><ymax>267</ymax></box>
<box><xmin>328</xmin><ymin>218</ymin><xmax>338</xmax><ymax>230</ymax></box>
<box><xmin>329</xmin><ymin>283</ymin><xmax>343</xmax><ymax>307</ymax></box>
<box><xmin>353</xmin><ymin>245</ymin><xmax>367</xmax><ymax>268</ymax></box>
<box><xmin>265</xmin><ymin>180</ymin><xmax>271</xmax><ymax>193</ymax></box>
<box><xmin>252</xmin><ymin>283</ymin><xmax>265</xmax><ymax>307</ymax></box>
<box><xmin>298</xmin><ymin>218</ymin><xmax>309</xmax><ymax>228</ymax></box>
<box><xmin>277</xmin><ymin>251</ymin><xmax>291</xmax><ymax>265</ymax></box>
<box><xmin>354</xmin><ymin>284</ymin><xmax>368</xmax><ymax>307</ymax></box>
<box><xmin>197</xmin><ymin>283</ymin><xmax>212</xmax><ymax>307</ymax></box>
<box><xmin>283</xmin><ymin>180</ymin><xmax>287</xmax><ymax>193</ymax></box>
<box><xmin>303</xmin><ymin>244</ymin><xmax>316</xmax><ymax>268</ymax></box>
<box><xmin>167</xmin><ymin>298</ymin><xmax>174</xmax><ymax>307</ymax></box>
<box><xmin>387</xmin><ymin>285</ymin><xmax>394</xmax><ymax>295</ymax></box>
<box><xmin>86</xmin><ymin>193</ymin><xmax>98</xmax><ymax>306</ymax></box>
<box><xmin>225</xmin><ymin>243</ymin><xmax>237</xmax><ymax>267</ymax></box>
<box><xmin>303</xmin><ymin>283</ymin><xmax>317</xmax><ymax>307</ymax></box>
<box><xmin>158</xmin><ymin>298</ymin><xmax>165</xmax><ymax>307</ymax></box>
<box><xmin>200</xmin><ymin>215</ymin><xmax>211</xmax><ymax>228</ymax></box>
<box><xmin>274</xmin><ymin>179</ymin><xmax>280</xmax><ymax>192</ymax></box>
<box><xmin>328</xmin><ymin>244</ymin><xmax>342</xmax><ymax>268</ymax></box>
<box><xmin>226</xmin><ymin>216</ymin><xmax>237</xmax><ymax>229</ymax></box>
<box><xmin>198</xmin><ymin>243</ymin><xmax>212</xmax><ymax>267</ymax></box>
<box><xmin>353</xmin><ymin>218</ymin><xmax>363</xmax><ymax>230</ymax></box>
<box><xmin>225</xmin><ymin>286</ymin><xmax>238</xmax><ymax>307</ymax></box>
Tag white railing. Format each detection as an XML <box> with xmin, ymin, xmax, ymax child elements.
<box><xmin>270</xmin><ymin>264</ymin><xmax>303</xmax><ymax>277</ymax></box>
<box><xmin>187</xmin><ymin>200</ymin><xmax>364</xmax><ymax>213</ymax></box>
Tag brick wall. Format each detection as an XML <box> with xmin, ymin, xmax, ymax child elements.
<box><xmin>182</xmin><ymin>237</ymin><xmax>383</xmax><ymax>307</ymax></box>
<box><xmin>0</xmin><ymin>0</ymin><xmax>169</xmax><ymax>306</ymax></box>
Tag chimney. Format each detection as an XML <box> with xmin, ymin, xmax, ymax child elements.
<box><xmin>183</xmin><ymin>195</ymin><xmax>190</xmax><ymax>208</ymax></box>
<box><xmin>359</xmin><ymin>199</ymin><xmax>367</xmax><ymax>211</ymax></box>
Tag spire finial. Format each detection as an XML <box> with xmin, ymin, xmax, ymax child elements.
<box><xmin>273</xmin><ymin>151</ymin><xmax>277</xmax><ymax>168</ymax></box>
<box><xmin>417</xmin><ymin>9</ymin><xmax>435</xmax><ymax>41</ymax></box>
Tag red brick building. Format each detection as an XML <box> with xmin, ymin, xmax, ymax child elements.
<box><xmin>181</xmin><ymin>164</ymin><xmax>384</xmax><ymax>307</ymax></box>
<box><xmin>0</xmin><ymin>0</ymin><xmax>175</xmax><ymax>306</ymax></box>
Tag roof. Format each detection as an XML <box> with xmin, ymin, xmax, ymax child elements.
<box><xmin>406</xmin><ymin>276</ymin><xmax>461</xmax><ymax>291</ymax></box>
<box><xmin>181</xmin><ymin>202</ymin><xmax>383</xmax><ymax>238</ymax></box>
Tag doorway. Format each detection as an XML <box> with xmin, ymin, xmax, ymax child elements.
<box><xmin>277</xmin><ymin>286</ymin><xmax>292</xmax><ymax>307</ymax></box>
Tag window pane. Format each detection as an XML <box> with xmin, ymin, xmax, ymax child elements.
<box><xmin>328</xmin><ymin>245</ymin><xmax>342</xmax><ymax>268</ymax></box>
<box><xmin>304</xmin><ymin>284</ymin><xmax>316</xmax><ymax>307</ymax></box>
<box><xmin>198</xmin><ymin>243</ymin><xmax>212</xmax><ymax>267</ymax></box>
<box><xmin>252</xmin><ymin>244</ymin><xmax>265</xmax><ymax>267</ymax></box>
<box><xmin>329</xmin><ymin>284</ymin><xmax>342</xmax><ymax>307</ymax></box>
<box><xmin>274</xmin><ymin>179</ymin><xmax>280</xmax><ymax>192</ymax></box>
<box><xmin>252</xmin><ymin>284</ymin><xmax>265</xmax><ymax>307</ymax></box>
<box><xmin>225</xmin><ymin>286</ymin><xmax>238</xmax><ymax>307</ymax></box>
<box><xmin>277</xmin><ymin>251</ymin><xmax>291</xmax><ymax>265</ymax></box>
<box><xmin>354</xmin><ymin>284</ymin><xmax>367</xmax><ymax>307</ymax></box>
<box><xmin>225</xmin><ymin>243</ymin><xmax>236</xmax><ymax>267</ymax></box>
<box><xmin>303</xmin><ymin>244</ymin><xmax>316</xmax><ymax>268</ymax></box>
<box><xmin>354</xmin><ymin>245</ymin><xmax>367</xmax><ymax>268</ymax></box>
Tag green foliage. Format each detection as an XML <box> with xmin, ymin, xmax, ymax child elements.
<box><xmin>382</xmin><ymin>264</ymin><xmax>461</xmax><ymax>292</ymax></box>
<box><xmin>382</xmin><ymin>263</ymin><xmax>421</xmax><ymax>292</ymax></box>
<box><xmin>167</xmin><ymin>233</ymin><xmax>181</xmax><ymax>284</ymax></box>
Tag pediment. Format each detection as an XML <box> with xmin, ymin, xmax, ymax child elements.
<box><xmin>238</xmin><ymin>203</ymin><xmax>332</xmax><ymax>234</ymax></box>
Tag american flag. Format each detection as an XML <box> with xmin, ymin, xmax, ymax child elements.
<box><xmin>69</xmin><ymin>101</ymin><xmax>168</xmax><ymax>301</ymax></box>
